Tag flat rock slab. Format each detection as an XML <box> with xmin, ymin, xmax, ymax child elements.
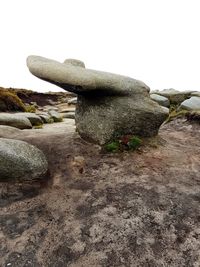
<box><xmin>0</xmin><ymin>113</ymin><xmax>32</xmax><ymax>129</ymax></box>
<box><xmin>0</xmin><ymin>119</ymin><xmax>200</xmax><ymax>266</ymax></box>
<box><xmin>62</xmin><ymin>112</ymin><xmax>75</xmax><ymax>119</ymax></box>
<box><xmin>15</xmin><ymin>112</ymin><xmax>43</xmax><ymax>126</ymax></box>
<box><xmin>27</xmin><ymin>56</ymin><xmax>150</xmax><ymax>95</ymax></box>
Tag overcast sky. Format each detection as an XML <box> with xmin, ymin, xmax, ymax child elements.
<box><xmin>1</xmin><ymin>0</ymin><xmax>200</xmax><ymax>92</ymax></box>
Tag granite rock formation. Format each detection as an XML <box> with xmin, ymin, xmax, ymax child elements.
<box><xmin>27</xmin><ymin>56</ymin><xmax>168</xmax><ymax>144</ymax></box>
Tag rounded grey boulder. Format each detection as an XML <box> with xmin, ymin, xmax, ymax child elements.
<box><xmin>0</xmin><ymin>138</ymin><xmax>48</xmax><ymax>181</ymax></box>
<box><xmin>16</xmin><ymin>112</ymin><xmax>43</xmax><ymax>126</ymax></box>
<box><xmin>179</xmin><ymin>96</ymin><xmax>200</xmax><ymax>111</ymax></box>
<box><xmin>0</xmin><ymin>113</ymin><xmax>32</xmax><ymax>129</ymax></box>
<box><xmin>150</xmin><ymin>94</ymin><xmax>170</xmax><ymax>107</ymax></box>
<box><xmin>48</xmin><ymin>110</ymin><xmax>63</xmax><ymax>122</ymax></box>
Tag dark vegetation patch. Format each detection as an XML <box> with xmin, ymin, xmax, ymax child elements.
<box><xmin>10</xmin><ymin>88</ymin><xmax>74</xmax><ymax>106</ymax></box>
<box><xmin>104</xmin><ymin>134</ymin><xmax>142</xmax><ymax>152</ymax></box>
<box><xmin>0</xmin><ymin>87</ymin><xmax>26</xmax><ymax>112</ymax></box>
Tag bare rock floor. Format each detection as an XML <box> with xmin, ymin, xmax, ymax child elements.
<box><xmin>0</xmin><ymin>119</ymin><xmax>200</xmax><ymax>267</ymax></box>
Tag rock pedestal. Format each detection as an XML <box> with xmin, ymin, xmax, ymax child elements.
<box><xmin>27</xmin><ymin>56</ymin><xmax>168</xmax><ymax>144</ymax></box>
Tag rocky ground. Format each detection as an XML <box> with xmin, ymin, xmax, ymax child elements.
<box><xmin>0</xmin><ymin>118</ymin><xmax>200</xmax><ymax>267</ymax></box>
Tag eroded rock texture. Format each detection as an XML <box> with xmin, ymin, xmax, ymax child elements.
<box><xmin>27</xmin><ymin>56</ymin><xmax>168</xmax><ymax>144</ymax></box>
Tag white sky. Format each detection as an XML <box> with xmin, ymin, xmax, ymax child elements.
<box><xmin>0</xmin><ymin>0</ymin><xmax>200</xmax><ymax>92</ymax></box>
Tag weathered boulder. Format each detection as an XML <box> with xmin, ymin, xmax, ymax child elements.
<box><xmin>48</xmin><ymin>110</ymin><xmax>63</xmax><ymax>122</ymax></box>
<box><xmin>150</xmin><ymin>94</ymin><xmax>170</xmax><ymax>107</ymax></box>
<box><xmin>0</xmin><ymin>138</ymin><xmax>48</xmax><ymax>181</ymax></box>
<box><xmin>27</xmin><ymin>56</ymin><xmax>150</xmax><ymax>95</ymax></box>
<box><xmin>0</xmin><ymin>113</ymin><xmax>32</xmax><ymax>129</ymax></box>
<box><xmin>27</xmin><ymin>56</ymin><xmax>168</xmax><ymax>144</ymax></box>
<box><xmin>76</xmin><ymin>95</ymin><xmax>168</xmax><ymax>144</ymax></box>
<box><xmin>62</xmin><ymin>112</ymin><xmax>75</xmax><ymax>119</ymax></box>
<box><xmin>154</xmin><ymin>89</ymin><xmax>193</xmax><ymax>105</ymax></box>
<box><xmin>16</xmin><ymin>112</ymin><xmax>43</xmax><ymax>126</ymax></box>
<box><xmin>179</xmin><ymin>96</ymin><xmax>200</xmax><ymax>111</ymax></box>
<box><xmin>37</xmin><ymin>113</ymin><xmax>54</xmax><ymax>123</ymax></box>
<box><xmin>60</xmin><ymin>107</ymin><xmax>76</xmax><ymax>113</ymax></box>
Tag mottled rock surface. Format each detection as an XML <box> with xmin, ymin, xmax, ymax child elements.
<box><xmin>150</xmin><ymin>93</ymin><xmax>170</xmax><ymax>107</ymax></box>
<box><xmin>27</xmin><ymin>56</ymin><xmax>168</xmax><ymax>144</ymax></box>
<box><xmin>48</xmin><ymin>110</ymin><xmax>63</xmax><ymax>122</ymax></box>
<box><xmin>0</xmin><ymin>118</ymin><xmax>200</xmax><ymax>266</ymax></box>
<box><xmin>0</xmin><ymin>138</ymin><xmax>48</xmax><ymax>181</ymax></box>
<box><xmin>76</xmin><ymin>94</ymin><xmax>168</xmax><ymax>144</ymax></box>
<box><xmin>16</xmin><ymin>112</ymin><xmax>43</xmax><ymax>126</ymax></box>
<box><xmin>0</xmin><ymin>125</ymin><xmax>21</xmax><ymax>138</ymax></box>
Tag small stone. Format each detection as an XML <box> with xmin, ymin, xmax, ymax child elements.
<box><xmin>48</xmin><ymin>110</ymin><xmax>63</xmax><ymax>122</ymax></box>
<box><xmin>150</xmin><ymin>94</ymin><xmax>170</xmax><ymax>107</ymax></box>
<box><xmin>62</xmin><ymin>112</ymin><xmax>75</xmax><ymax>119</ymax></box>
<box><xmin>37</xmin><ymin>113</ymin><xmax>54</xmax><ymax>123</ymax></box>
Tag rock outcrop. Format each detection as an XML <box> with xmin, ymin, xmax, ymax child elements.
<box><xmin>152</xmin><ymin>89</ymin><xmax>194</xmax><ymax>105</ymax></box>
<box><xmin>0</xmin><ymin>138</ymin><xmax>48</xmax><ymax>181</ymax></box>
<box><xmin>27</xmin><ymin>56</ymin><xmax>168</xmax><ymax>144</ymax></box>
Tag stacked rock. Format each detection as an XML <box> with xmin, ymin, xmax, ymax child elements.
<box><xmin>27</xmin><ymin>56</ymin><xmax>168</xmax><ymax>145</ymax></box>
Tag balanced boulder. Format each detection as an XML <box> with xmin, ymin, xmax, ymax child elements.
<box><xmin>0</xmin><ymin>113</ymin><xmax>32</xmax><ymax>129</ymax></box>
<box><xmin>27</xmin><ymin>56</ymin><xmax>168</xmax><ymax>144</ymax></box>
<box><xmin>0</xmin><ymin>138</ymin><xmax>48</xmax><ymax>181</ymax></box>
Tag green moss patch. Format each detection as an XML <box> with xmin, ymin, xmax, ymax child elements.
<box><xmin>105</xmin><ymin>135</ymin><xmax>142</xmax><ymax>153</ymax></box>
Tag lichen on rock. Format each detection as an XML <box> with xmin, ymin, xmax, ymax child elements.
<box><xmin>27</xmin><ymin>55</ymin><xmax>168</xmax><ymax>144</ymax></box>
